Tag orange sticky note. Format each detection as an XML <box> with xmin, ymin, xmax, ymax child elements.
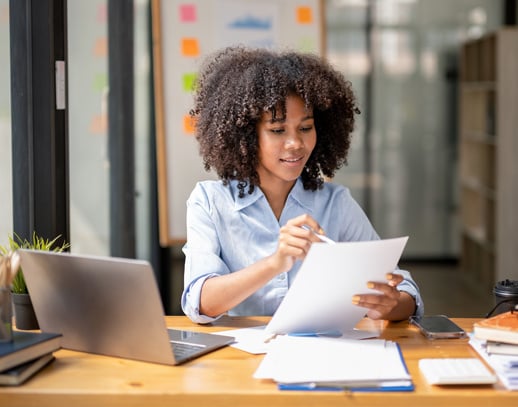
<box><xmin>90</xmin><ymin>114</ymin><xmax>107</xmax><ymax>135</ymax></box>
<box><xmin>296</xmin><ymin>6</ymin><xmax>312</xmax><ymax>24</ymax></box>
<box><xmin>93</xmin><ymin>37</ymin><xmax>107</xmax><ymax>57</ymax></box>
<box><xmin>183</xmin><ymin>115</ymin><xmax>195</xmax><ymax>134</ymax></box>
<box><xmin>181</xmin><ymin>38</ymin><xmax>200</xmax><ymax>57</ymax></box>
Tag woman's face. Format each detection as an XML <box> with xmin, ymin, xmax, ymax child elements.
<box><xmin>256</xmin><ymin>95</ymin><xmax>317</xmax><ymax>190</ymax></box>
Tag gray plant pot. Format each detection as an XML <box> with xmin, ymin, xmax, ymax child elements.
<box><xmin>12</xmin><ymin>292</ymin><xmax>39</xmax><ymax>330</ymax></box>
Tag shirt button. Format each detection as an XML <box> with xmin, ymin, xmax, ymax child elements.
<box><xmin>279</xmin><ymin>273</ymin><xmax>286</xmax><ymax>281</ymax></box>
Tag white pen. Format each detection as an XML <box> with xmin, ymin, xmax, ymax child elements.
<box><xmin>301</xmin><ymin>225</ymin><xmax>336</xmax><ymax>244</ymax></box>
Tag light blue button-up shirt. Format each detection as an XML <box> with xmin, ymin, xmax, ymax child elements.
<box><xmin>182</xmin><ymin>178</ymin><xmax>424</xmax><ymax>324</ymax></box>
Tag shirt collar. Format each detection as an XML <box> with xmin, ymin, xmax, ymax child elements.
<box><xmin>231</xmin><ymin>178</ymin><xmax>316</xmax><ymax>212</ymax></box>
<box><xmin>231</xmin><ymin>180</ymin><xmax>264</xmax><ymax>211</ymax></box>
<box><xmin>288</xmin><ymin>178</ymin><xmax>316</xmax><ymax>212</ymax></box>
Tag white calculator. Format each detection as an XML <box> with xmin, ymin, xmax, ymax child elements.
<box><xmin>419</xmin><ymin>358</ymin><xmax>498</xmax><ymax>385</ymax></box>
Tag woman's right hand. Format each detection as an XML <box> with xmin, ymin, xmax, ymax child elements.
<box><xmin>268</xmin><ymin>213</ymin><xmax>325</xmax><ymax>274</ymax></box>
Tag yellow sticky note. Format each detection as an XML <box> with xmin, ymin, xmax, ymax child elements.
<box><xmin>183</xmin><ymin>115</ymin><xmax>195</xmax><ymax>134</ymax></box>
<box><xmin>296</xmin><ymin>6</ymin><xmax>313</xmax><ymax>24</ymax></box>
<box><xmin>181</xmin><ymin>38</ymin><xmax>200</xmax><ymax>57</ymax></box>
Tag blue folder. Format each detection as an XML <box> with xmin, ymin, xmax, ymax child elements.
<box><xmin>277</xmin><ymin>343</ymin><xmax>414</xmax><ymax>393</ymax></box>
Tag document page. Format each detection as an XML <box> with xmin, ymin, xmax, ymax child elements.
<box><xmin>254</xmin><ymin>335</ymin><xmax>411</xmax><ymax>386</ymax></box>
<box><xmin>265</xmin><ymin>237</ymin><xmax>409</xmax><ymax>336</ymax></box>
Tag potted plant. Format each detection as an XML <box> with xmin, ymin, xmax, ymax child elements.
<box><xmin>0</xmin><ymin>232</ymin><xmax>70</xmax><ymax>330</ymax></box>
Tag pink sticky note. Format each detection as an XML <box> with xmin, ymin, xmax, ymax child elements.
<box><xmin>179</xmin><ymin>4</ymin><xmax>197</xmax><ymax>22</ymax></box>
<box><xmin>97</xmin><ymin>4</ymin><xmax>107</xmax><ymax>23</ymax></box>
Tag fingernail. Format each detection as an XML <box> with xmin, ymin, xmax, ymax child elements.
<box><xmin>386</xmin><ymin>273</ymin><xmax>393</xmax><ymax>279</ymax></box>
<box><xmin>318</xmin><ymin>227</ymin><xmax>325</xmax><ymax>235</ymax></box>
<box><xmin>366</xmin><ymin>282</ymin><xmax>374</xmax><ymax>289</ymax></box>
<box><xmin>352</xmin><ymin>295</ymin><xmax>360</xmax><ymax>304</ymax></box>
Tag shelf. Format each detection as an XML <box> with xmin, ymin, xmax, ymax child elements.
<box><xmin>461</xmin><ymin>226</ymin><xmax>495</xmax><ymax>252</ymax></box>
<box><xmin>460</xmin><ymin>133</ymin><xmax>496</xmax><ymax>144</ymax></box>
<box><xmin>458</xmin><ymin>28</ymin><xmax>518</xmax><ymax>289</ymax></box>
<box><xmin>460</xmin><ymin>178</ymin><xmax>495</xmax><ymax>200</ymax></box>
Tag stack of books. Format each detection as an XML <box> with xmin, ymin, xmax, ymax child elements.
<box><xmin>0</xmin><ymin>331</ymin><xmax>61</xmax><ymax>386</ymax></box>
<box><xmin>469</xmin><ymin>311</ymin><xmax>518</xmax><ymax>390</ymax></box>
<box><xmin>474</xmin><ymin>311</ymin><xmax>518</xmax><ymax>354</ymax></box>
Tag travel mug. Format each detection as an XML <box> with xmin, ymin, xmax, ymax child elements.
<box><xmin>492</xmin><ymin>279</ymin><xmax>518</xmax><ymax>316</ymax></box>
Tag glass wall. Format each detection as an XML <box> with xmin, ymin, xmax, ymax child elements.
<box><xmin>134</xmin><ymin>0</ymin><xmax>153</xmax><ymax>260</ymax></box>
<box><xmin>326</xmin><ymin>0</ymin><xmax>503</xmax><ymax>258</ymax></box>
<box><xmin>68</xmin><ymin>0</ymin><xmax>152</xmax><ymax>259</ymax></box>
<box><xmin>4</xmin><ymin>0</ymin><xmax>506</xmax><ymax>261</ymax></box>
<box><xmin>68</xmin><ymin>0</ymin><xmax>110</xmax><ymax>255</ymax></box>
<box><xmin>0</xmin><ymin>0</ymin><xmax>12</xmax><ymax>242</ymax></box>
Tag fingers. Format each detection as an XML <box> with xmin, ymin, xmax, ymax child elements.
<box><xmin>277</xmin><ymin>228</ymin><xmax>313</xmax><ymax>258</ymax></box>
<box><xmin>285</xmin><ymin>214</ymin><xmax>325</xmax><ymax>238</ymax></box>
<box><xmin>281</xmin><ymin>214</ymin><xmax>326</xmax><ymax>247</ymax></box>
<box><xmin>272</xmin><ymin>214</ymin><xmax>325</xmax><ymax>273</ymax></box>
<box><xmin>351</xmin><ymin>273</ymin><xmax>403</xmax><ymax>320</ymax></box>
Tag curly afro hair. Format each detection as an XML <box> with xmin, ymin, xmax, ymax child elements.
<box><xmin>190</xmin><ymin>46</ymin><xmax>360</xmax><ymax>198</ymax></box>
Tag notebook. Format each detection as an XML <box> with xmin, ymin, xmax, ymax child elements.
<box><xmin>17</xmin><ymin>249</ymin><xmax>234</xmax><ymax>365</ymax></box>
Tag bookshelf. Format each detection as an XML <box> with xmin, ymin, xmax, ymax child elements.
<box><xmin>459</xmin><ymin>28</ymin><xmax>518</xmax><ymax>291</ymax></box>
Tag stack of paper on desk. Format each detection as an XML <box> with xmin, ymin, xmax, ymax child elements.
<box><xmin>469</xmin><ymin>334</ymin><xmax>518</xmax><ymax>390</ymax></box>
<box><xmin>253</xmin><ymin>335</ymin><xmax>413</xmax><ymax>391</ymax></box>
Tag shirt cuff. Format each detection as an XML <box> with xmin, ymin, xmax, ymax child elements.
<box><xmin>182</xmin><ymin>273</ymin><xmax>224</xmax><ymax>324</ymax></box>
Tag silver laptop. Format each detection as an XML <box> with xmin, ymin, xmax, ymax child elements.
<box><xmin>17</xmin><ymin>249</ymin><xmax>234</xmax><ymax>365</ymax></box>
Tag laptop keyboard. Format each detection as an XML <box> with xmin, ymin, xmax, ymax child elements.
<box><xmin>171</xmin><ymin>341</ymin><xmax>207</xmax><ymax>361</ymax></box>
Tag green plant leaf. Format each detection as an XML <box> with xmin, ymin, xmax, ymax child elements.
<box><xmin>0</xmin><ymin>232</ymin><xmax>70</xmax><ymax>294</ymax></box>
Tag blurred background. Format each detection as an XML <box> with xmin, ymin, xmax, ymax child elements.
<box><xmin>1</xmin><ymin>0</ymin><xmax>516</xmax><ymax>317</ymax></box>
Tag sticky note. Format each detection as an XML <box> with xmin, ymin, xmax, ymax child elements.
<box><xmin>97</xmin><ymin>4</ymin><xmax>107</xmax><ymax>23</ymax></box>
<box><xmin>179</xmin><ymin>4</ymin><xmax>197</xmax><ymax>22</ymax></box>
<box><xmin>298</xmin><ymin>37</ymin><xmax>316</xmax><ymax>53</ymax></box>
<box><xmin>93</xmin><ymin>37</ymin><xmax>107</xmax><ymax>57</ymax></box>
<box><xmin>296</xmin><ymin>6</ymin><xmax>313</xmax><ymax>24</ymax></box>
<box><xmin>182</xmin><ymin>73</ymin><xmax>197</xmax><ymax>92</ymax></box>
<box><xmin>181</xmin><ymin>38</ymin><xmax>200</xmax><ymax>57</ymax></box>
<box><xmin>183</xmin><ymin>115</ymin><xmax>195</xmax><ymax>134</ymax></box>
<box><xmin>93</xmin><ymin>73</ymin><xmax>107</xmax><ymax>92</ymax></box>
<box><xmin>90</xmin><ymin>114</ymin><xmax>107</xmax><ymax>134</ymax></box>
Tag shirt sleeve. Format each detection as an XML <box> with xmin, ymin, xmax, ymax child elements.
<box><xmin>394</xmin><ymin>268</ymin><xmax>425</xmax><ymax>318</ymax></box>
<box><xmin>181</xmin><ymin>184</ymin><xmax>228</xmax><ymax>324</ymax></box>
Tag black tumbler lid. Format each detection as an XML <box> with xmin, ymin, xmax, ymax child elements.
<box><xmin>493</xmin><ymin>279</ymin><xmax>518</xmax><ymax>296</ymax></box>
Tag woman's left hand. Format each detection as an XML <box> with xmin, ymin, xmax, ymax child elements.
<box><xmin>351</xmin><ymin>273</ymin><xmax>404</xmax><ymax>320</ymax></box>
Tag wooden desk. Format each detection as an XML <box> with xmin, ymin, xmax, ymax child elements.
<box><xmin>1</xmin><ymin>316</ymin><xmax>517</xmax><ymax>407</ymax></box>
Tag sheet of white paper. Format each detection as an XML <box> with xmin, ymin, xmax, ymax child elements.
<box><xmin>217</xmin><ymin>326</ymin><xmax>380</xmax><ymax>355</ymax></box>
<box><xmin>265</xmin><ymin>237</ymin><xmax>408</xmax><ymax>335</ymax></box>
<box><xmin>254</xmin><ymin>335</ymin><xmax>411</xmax><ymax>384</ymax></box>
<box><xmin>218</xmin><ymin>326</ymin><xmax>269</xmax><ymax>354</ymax></box>
<box><xmin>469</xmin><ymin>334</ymin><xmax>518</xmax><ymax>390</ymax></box>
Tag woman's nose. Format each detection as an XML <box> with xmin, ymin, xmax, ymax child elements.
<box><xmin>284</xmin><ymin>131</ymin><xmax>303</xmax><ymax>148</ymax></box>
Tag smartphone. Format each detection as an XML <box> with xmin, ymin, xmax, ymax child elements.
<box><xmin>409</xmin><ymin>315</ymin><xmax>467</xmax><ymax>339</ymax></box>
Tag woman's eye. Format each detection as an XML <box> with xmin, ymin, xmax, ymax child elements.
<box><xmin>300</xmin><ymin>126</ymin><xmax>313</xmax><ymax>133</ymax></box>
<box><xmin>269</xmin><ymin>128</ymin><xmax>285</xmax><ymax>134</ymax></box>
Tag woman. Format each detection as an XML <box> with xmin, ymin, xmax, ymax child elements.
<box><xmin>182</xmin><ymin>46</ymin><xmax>423</xmax><ymax>324</ymax></box>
